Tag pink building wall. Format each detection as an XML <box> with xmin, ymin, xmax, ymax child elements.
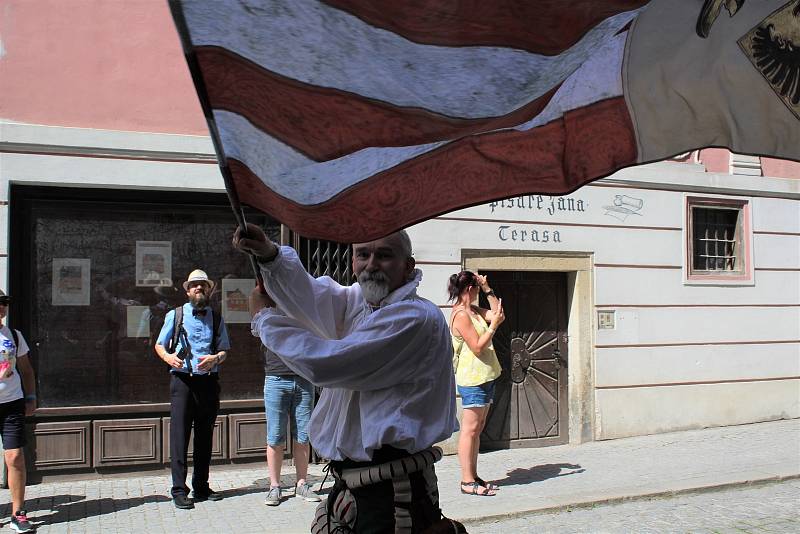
<box><xmin>760</xmin><ymin>158</ymin><xmax>800</xmax><ymax>179</ymax></box>
<box><xmin>0</xmin><ymin>0</ymin><xmax>207</xmax><ymax>135</ymax></box>
<box><xmin>697</xmin><ymin>148</ymin><xmax>730</xmax><ymax>174</ymax></box>
<box><xmin>695</xmin><ymin>149</ymin><xmax>800</xmax><ymax>179</ymax></box>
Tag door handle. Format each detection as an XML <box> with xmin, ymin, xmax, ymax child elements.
<box><xmin>553</xmin><ymin>349</ymin><xmax>567</xmax><ymax>369</ymax></box>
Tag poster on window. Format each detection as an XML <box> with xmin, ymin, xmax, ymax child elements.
<box><xmin>222</xmin><ymin>278</ymin><xmax>255</xmax><ymax>324</ymax></box>
<box><xmin>126</xmin><ymin>305</ymin><xmax>150</xmax><ymax>338</ymax></box>
<box><xmin>52</xmin><ymin>258</ymin><xmax>91</xmax><ymax>306</ymax></box>
<box><xmin>135</xmin><ymin>241</ymin><xmax>172</xmax><ymax>287</ymax></box>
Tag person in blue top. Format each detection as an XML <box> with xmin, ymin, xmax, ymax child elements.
<box><xmin>155</xmin><ymin>269</ymin><xmax>230</xmax><ymax>510</ymax></box>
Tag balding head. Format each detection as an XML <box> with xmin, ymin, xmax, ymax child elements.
<box><xmin>352</xmin><ymin>230</ymin><xmax>416</xmax><ymax>305</ymax></box>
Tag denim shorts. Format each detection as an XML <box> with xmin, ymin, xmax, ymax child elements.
<box><xmin>457</xmin><ymin>380</ymin><xmax>496</xmax><ymax>409</ymax></box>
<box><xmin>264</xmin><ymin>375</ymin><xmax>314</xmax><ymax>447</ymax></box>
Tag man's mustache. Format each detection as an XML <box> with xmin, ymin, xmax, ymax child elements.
<box><xmin>358</xmin><ymin>271</ymin><xmax>389</xmax><ymax>284</ymax></box>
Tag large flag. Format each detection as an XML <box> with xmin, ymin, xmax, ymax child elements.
<box><xmin>169</xmin><ymin>0</ymin><xmax>800</xmax><ymax>242</ymax></box>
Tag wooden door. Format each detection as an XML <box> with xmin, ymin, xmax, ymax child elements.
<box><xmin>479</xmin><ymin>271</ymin><xmax>569</xmax><ymax>448</ymax></box>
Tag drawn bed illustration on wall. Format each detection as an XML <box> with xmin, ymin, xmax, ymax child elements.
<box><xmin>603</xmin><ymin>195</ymin><xmax>644</xmax><ymax>222</ymax></box>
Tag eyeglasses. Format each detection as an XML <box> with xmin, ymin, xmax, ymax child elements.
<box><xmin>0</xmin><ymin>298</ymin><xmax>10</xmax><ymax>306</ymax></box>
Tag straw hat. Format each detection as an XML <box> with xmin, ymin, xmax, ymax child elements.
<box><xmin>182</xmin><ymin>269</ymin><xmax>215</xmax><ymax>292</ymax></box>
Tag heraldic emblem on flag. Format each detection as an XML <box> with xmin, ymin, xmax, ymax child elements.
<box><xmin>169</xmin><ymin>0</ymin><xmax>800</xmax><ymax>243</ymax></box>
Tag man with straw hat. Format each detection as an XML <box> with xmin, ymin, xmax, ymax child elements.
<box><xmin>155</xmin><ymin>269</ymin><xmax>230</xmax><ymax>510</ymax></box>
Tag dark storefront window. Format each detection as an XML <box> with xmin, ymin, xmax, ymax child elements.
<box><xmin>11</xmin><ymin>186</ymin><xmax>279</xmax><ymax>408</ymax></box>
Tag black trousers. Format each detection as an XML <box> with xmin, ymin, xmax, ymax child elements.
<box><xmin>169</xmin><ymin>372</ymin><xmax>220</xmax><ymax>498</ymax></box>
<box><xmin>330</xmin><ymin>446</ymin><xmax>442</xmax><ymax>533</ymax></box>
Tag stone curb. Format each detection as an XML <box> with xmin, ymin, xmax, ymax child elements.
<box><xmin>459</xmin><ymin>473</ymin><xmax>800</xmax><ymax>527</ymax></box>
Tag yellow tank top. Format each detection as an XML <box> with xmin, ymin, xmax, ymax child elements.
<box><xmin>451</xmin><ymin>309</ymin><xmax>502</xmax><ymax>387</ymax></box>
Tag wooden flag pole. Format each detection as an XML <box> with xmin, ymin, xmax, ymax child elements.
<box><xmin>168</xmin><ymin>1</ymin><xmax>265</xmax><ymax>292</ymax></box>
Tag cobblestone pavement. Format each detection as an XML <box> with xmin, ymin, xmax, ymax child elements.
<box><xmin>466</xmin><ymin>479</ymin><xmax>800</xmax><ymax>534</ymax></box>
<box><xmin>0</xmin><ymin>419</ymin><xmax>796</xmax><ymax>533</ymax></box>
<box><xmin>0</xmin><ymin>466</ymin><xmax>329</xmax><ymax>533</ymax></box>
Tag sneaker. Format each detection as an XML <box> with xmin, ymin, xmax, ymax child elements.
<box><xmin>295</xmin><ymin>482</ymin><xmax>322</xmax><ymax>502</ymax></box>
<box><xmin>265</xmin><ymin>486</ymin><xmax>282</xmax><ymax>506</ymax></box>
<box><xmin>10</xmin><ymin>510</ymin><xmax>34</xmax><ymax>533</ymax></box>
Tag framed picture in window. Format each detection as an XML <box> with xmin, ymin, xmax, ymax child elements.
<box><xmin>52</xmin><ymin>258</ymin><xmax>91</xmax><ymax>306</ymax></box>
<box><xmin>135</xmin><ymin>241</ymin><xmax>173</xmax><ymax>287</ymax></box>
<box><xmin>222</xmin><ymin>278</ymin><xmax>255</xmax><ymax>323</ymax></box>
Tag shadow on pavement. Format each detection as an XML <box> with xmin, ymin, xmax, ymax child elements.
<box><xmin>0</xmin><ymin>494</ymin><xmax>169</xmax><ymax>527</ymax></box>
<box><xmin>13</xmin><ymin>484</ymin><xmax>270</xmax><ymax>527</ymax></box>
<box><xmin>492</xmin><ymin>463</ymin><xmax>585</xmax><ymax>487</ymax></box>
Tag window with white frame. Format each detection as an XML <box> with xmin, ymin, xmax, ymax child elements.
<box><xmin>686</xmin><ymin>197</ymin><xmax>753</xmax><ymax>283</ymax></box>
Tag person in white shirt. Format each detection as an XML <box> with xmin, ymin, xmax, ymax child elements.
<box><xmin>0</xmin><ymin>290</ymin><xmax>36</xmax><ymax>533</ymax></box>
<box><xmin>233</xmin><ymin>224</ymin><xmax>462</xmax><ymax>533</ymax></box>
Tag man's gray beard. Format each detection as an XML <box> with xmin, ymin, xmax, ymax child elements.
<box><xmin>190</xmin><ymin>293</ymin><xmax>208</xmax><ymax>309</ymax></box>
<box><xmin>358</xmin><ymin>271</ymin><xmax>390</xmax><ymax>305</ymax></box>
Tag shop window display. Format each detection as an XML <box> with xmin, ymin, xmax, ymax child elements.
<box><xmin>13</xmin><ymin>187</ymin><xmax>279</xmax><ymax>408</ymax></box>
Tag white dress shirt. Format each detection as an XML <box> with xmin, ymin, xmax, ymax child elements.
<box><xmin>252</xmin><ymin>246</ymin><xmax>459</xmax><ymax>461</ymax></box>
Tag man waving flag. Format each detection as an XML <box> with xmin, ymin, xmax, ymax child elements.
<box><xmin>169</xmin><ymin>0</ymin><xmax>800</xmax><ymax>242</ymax></box>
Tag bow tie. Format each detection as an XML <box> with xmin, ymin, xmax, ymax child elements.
<box><xmin>192</xmin><ymin>308</ymin><xmax>208</xmax><ymax>317</ymax></box>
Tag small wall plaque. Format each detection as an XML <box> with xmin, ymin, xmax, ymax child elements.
<box><xmin>597</xmin><ymin>310</ymin><xmax>616</xmax><ymax>330</ymax></box>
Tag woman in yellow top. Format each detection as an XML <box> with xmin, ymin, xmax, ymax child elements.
<box><xmin>448</xmin><ymin>270</ymin><xmax>505</xmax><ymax>497</ymax></box>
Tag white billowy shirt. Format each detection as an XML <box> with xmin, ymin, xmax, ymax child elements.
<box><xmin>252</xmin><ymin>246</ymin><xmax>459</xmax><ymax>461</ymax></box>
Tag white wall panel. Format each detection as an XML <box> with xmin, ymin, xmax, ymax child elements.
<box><xmin>0</xmin><ymin>205</ymin><xmax>7</xmax><ymax>254</ymax></box>
<box><xmin>416</xmin><ymin>263</ymin><xmax>460</xmax><ymax>307</ymax></box>
<box><xmin>0</xmin><ymin>122</ymin><xmax>216</xmax><ymax>155</ymax></box>
<box><xmin>752</xmin><ymin>197</ymin><xmax>800</xmax><ymax>234</ymax></box>
<box><xmin>595</xmin><ymin>343</ymin><xmax>800</xmax><ymax>387</ymax></box>
<box><xmin>0</xmin><ymin>260</ymin><xmax>7</xmax><ymax>295</ymax></box>
<box><xmin>449</xmin><ymin>186</ymin><xmax>685</xmax><ymax>228</ymax></box>
<box><xmin>407</xmin><ymin>222</ymin><xmax>470</xmax><ymax>264</ymax></box>
<box><xmin>408</xmin><ymin>218</ymin><xmax>683</xmax><ymax>265</ymax></box>
<box><xmin>754</xmin><ymin>234</ymin><xmax>800</xmax><ymax>269</ymax></box>
<box><xmin>595</xmin><ymin>307</ymin><xmax>800</xmax><ymax>346</ymax></box>
<box><xmin>595</xmin><ymin>268</ymin><xmax>799</xmax><ymax>305</ymax></box>
<box><xmin>595</xmin><ymin>380</ymin><xmax>800</xmax><ymax>439</ymax></box>
<box><xmin>0</xmin><ymin>153</ymin><xmax>225</xmax><ymax>191</ymax></box>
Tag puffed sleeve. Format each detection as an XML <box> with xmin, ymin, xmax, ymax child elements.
<box><xmin>256</xmin><ymin>300</ymin><xmax>441</xmax><ymax>391</ymax></box>
<box><xmin>257</xmin><ymin>246</ymin><xmax>359</xmax><ymax>340</ymax></box>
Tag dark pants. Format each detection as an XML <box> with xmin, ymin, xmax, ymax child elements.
<box><xmin>169</xmin><ymin>372</ymin><xmax>220</xmax><ymax>498</ymax></box>
<box><xmin>349</xmin><ymin>470</ymin><xmax>440</xmax><ymax>533</ymax></box>
<box><xmin>330</xmin><ymin>447</ymin><xmax>442</xmax><ymax>533</ymax></box>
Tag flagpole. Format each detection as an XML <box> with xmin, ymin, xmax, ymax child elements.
<box><xmin>168</xmin><ymin>1</ymin><xmax>265</xmax><ymax>291</ymax></box>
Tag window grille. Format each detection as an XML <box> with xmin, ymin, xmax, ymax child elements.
<box><xmin>685</xmin><ymin>197</ymin><xmax>753</xmax><ymax>284</ymax></box>
<box><xmin>691</xmin><ymin>206</ymin><xmax>741</xmax><ymax>272</ymax></box>
<box><xmin>297</xmin><ymin>237</ymin><xmax>352</xmax><ymax>285</ymax></box>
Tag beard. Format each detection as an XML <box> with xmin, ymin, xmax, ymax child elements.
<box><xmin>190</xmin><ymin>292</ymin><xmax>208</xmax><ymax>309</ymax></box>
<box><xmin>358</xmin><ymin>270</ymin><xmax>390</xmax><ymax>305</ymax></box>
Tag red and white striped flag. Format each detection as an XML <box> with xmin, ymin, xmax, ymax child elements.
<box><xmin>169</xmin><ymin>0</ymin><xmax>800</xmax><ymax>242</ymax></box>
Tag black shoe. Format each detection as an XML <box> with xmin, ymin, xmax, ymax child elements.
<box><xmin>173</xmin><ymin>494</ymin><xmax>194</xmax><ymax>509</ymax></box>
<box><xmin>193</xmin><ymin>488</ymin><xmax>223</xmax><ymax>502</ymax></box>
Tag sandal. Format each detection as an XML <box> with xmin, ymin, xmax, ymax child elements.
<box><xmin>476</xmin><ymin>477</ymin><xmax>499</xmax><ymax>491</ymax></box>
<box><xmin>460</xmin><ymin>481</ymin><xmax>496</xmax><ymax>496</ymax></box>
